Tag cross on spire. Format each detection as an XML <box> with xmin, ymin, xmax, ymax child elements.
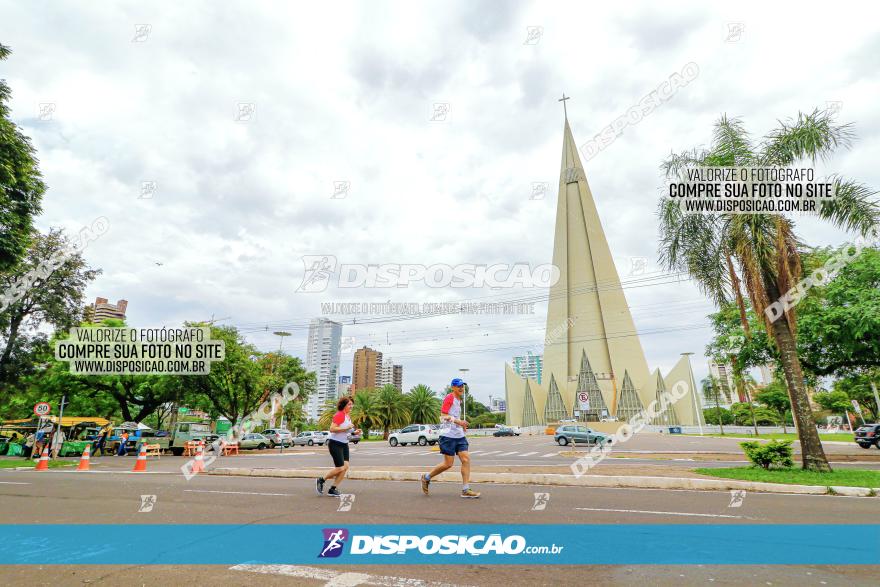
<box><xmin>558</xmin><ymin>93</ymin><xmax>570</xmax><ymax>119</ymax></box>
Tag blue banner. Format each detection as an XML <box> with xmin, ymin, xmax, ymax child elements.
<box><xmin>1</xmin><ymin>524</ymin><xmax>876</xmax><ymax>565</ymax></box>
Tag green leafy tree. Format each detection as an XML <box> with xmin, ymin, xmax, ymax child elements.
<box><xmin>658</xmin><ymin>109</ymin><xmax>879</xmax><ymax>471</ymax></box>
<box><xmin>830</xmin><ymin>371</ymin><xmax>879</xmax><ymax>421</ymax></box>
<box><xmin>0</xmin><ymin>43</ymin><xmax>46</xmax><ymax>272</ymax></box>
<box><xmin>185</xmin><ymin>325</ymin><xmax>263</xmax><ymax>430</ymax></box>
<box><xmin>755</xmin><ymin>381</ymin><xmax>793</xmax><ymax>433</ymax></box>
<box><xmin>375</xmin><ymin>384</ymin><xmax>410</xmax><ymax>439</ymax></box>
<box><xmin>406</xmin><ymin>384</ymin><xmax>440</xmax><ymax>424</ymax></box>
<box><xmin>813</xmin><ymin>390</ymin><xmax>854</xmax><ymax>429</ymax></box>
<box><xmin>702</xmin><ymin>407</ymin><xmax>733</xmax><ymax>425</ymax></box>
<box><xmin>796</xmin><ymin>246</ymin><xmax>880</xmax><ymax>377</ymax></box>
<box><xmin>30</xmin><ymin>320</ymin><xmax>179</xmax><ymax>422</ymax></box>
<box><xmin>0</xmin><ymin>229</ymin><xmax>100</xmax><ymax>385</ymax></box>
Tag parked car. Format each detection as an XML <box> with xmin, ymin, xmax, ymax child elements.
<box><xmin>292</xmin><ymin>431</ymin><xmax>326</xmax><ymax>446</ymax></box>
<box><xmin>389</xmin><ymin>424</ymin><xmax>440</xmax><ymax>446</ymax></box>
<box><xmin>347</xmin><ymin>430</ymin><xmax>362</xmax><ymax>444</ymax></box>
<box><xmin>493</xmin><ymin>427</ymin><xmax>516</xmax><ymax>437</ymax></box>
<box><xmin>554</xmin><ymin>424</ymin><xmax>610</xmax><ymax>447</ymax></box>
<box><xmin>262</xmin><ymin>428</ymin><xmax>293</xmax><ymax>448</ymax></box>
<box><xmin>855</xmin><ymin>424</ymin><xmax>880</xmax><ymax>449</ymax></box>
<box><xmin>238</xmin><ymin>433</ymin><xmax>270</xmax><ymax>450</ymax></box>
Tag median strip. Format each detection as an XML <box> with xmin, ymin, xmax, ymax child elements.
<box><xmin>209</xmin><ymin>467</ymin><xmax>878</xmax><ymax>497</ymax></box>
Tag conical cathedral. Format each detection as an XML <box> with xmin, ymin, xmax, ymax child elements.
<box><xmin>504</xmin><ymin>108</ymin><xmax>702</xmax><ymax>427</ymax></box>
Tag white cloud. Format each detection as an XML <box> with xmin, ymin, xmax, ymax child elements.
<box><xmin>2</xmin><ymin>0</ymin><xmax>876</xmax><ymax>401</ymax></box>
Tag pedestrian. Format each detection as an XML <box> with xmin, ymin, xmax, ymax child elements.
<box><xmin>421</xmin><ymin>378</ymin><xmax>480</xmax><ymax>498</ymax></box>
<box><xmin>23</xmin><ymin>433</ymin><xmax>35</xmax><ymax>459</ymax></box>
<box><xmin>94</xmin><ymin>425</ymin><xmax>110</xmax><ymax>457</ymax></box>
<box><xmin>33</xmin><ymin>426</ymin><xmax>49</xmax><ymax>460</ymax></box>
<box><xmin>50</xmin><ymin>428</ymin><xmax>65</xmax><ymax>459</ymax></box>
<box><xmin>117</xmin><ymin>430</ymin><xmax>129</xmax><ymax>456</ymax></box>
<box><xmin>316</xmin><ymin>396</ymin><xmax>360</xmax><ymax>497</ymax></box>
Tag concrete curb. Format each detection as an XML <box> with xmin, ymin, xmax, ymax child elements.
<box><xmin>209</xmin><ymin>467</ymin><xmax>878</xmax><ymax>497</ymax></box>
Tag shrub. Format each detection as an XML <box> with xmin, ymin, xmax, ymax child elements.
<box><xmin>740</xmin><ymin>440</ymin><xmax>794</xmax><ymax>470</ymax></box>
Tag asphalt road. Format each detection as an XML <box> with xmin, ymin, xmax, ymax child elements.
<box><xmin>1</xmin><ymin>463</ymin><xmax>877</xmax><ymax>586</ymax></box>
<box><xmin>137</xmin><ymin>433</ymin><xmax>877</xmax><ymax>471</ymax></box>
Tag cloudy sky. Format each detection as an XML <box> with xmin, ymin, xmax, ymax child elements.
<box><xmin>2</xmin><ymin>0</ymin><xmax>877</xmax><ymax>403</ymax></box>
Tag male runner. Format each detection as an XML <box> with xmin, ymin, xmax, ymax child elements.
<box><xmin>316</xmin><ymin>396</ymin><xmax>360</xmax><ymax>497</ymax></box>
<box><xmin>420</xmin><ymin>378</ymin><xmax>480</xmax><ymax>498</ymax></box>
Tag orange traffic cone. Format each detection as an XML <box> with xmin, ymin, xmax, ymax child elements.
<box><xmin>77</xmin><ymin>443</ymin><xmax>91</xmax><ymax>471</ymax></box>
<box><xmin>191</xmin><ymin>444</ymin><xmax>205</xmax><ymax>474</ymax></box>
<box><xmin>35</xmin><ymin>446</ymin><xmax>50</xmax><ymax>471</ymax></box>
<box><xmin>132</xmin><ymin>443</ymin><xmax>148</xmax><ymax>472</ymax></box>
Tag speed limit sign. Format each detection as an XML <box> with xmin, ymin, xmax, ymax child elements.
<box><xmin>577</xmin><ymin>391</ymin><xmax>590</xmax><ymax>410</ymax></box>
<box><xmin>33</xmin><ymin>402</ymin><xmax>51</xmax><ymax>416</ymax></box>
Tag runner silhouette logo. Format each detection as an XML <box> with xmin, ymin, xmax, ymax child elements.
<box><xmin>319</xmin><ymin>528</ymin><xmax>349</xmax><ymax>558</ymax></box>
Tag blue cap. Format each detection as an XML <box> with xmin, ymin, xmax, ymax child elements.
<box><xmin>450</xmin><ymin>378</ymin><xmax>466</xmax><ymax>387</ymax></box>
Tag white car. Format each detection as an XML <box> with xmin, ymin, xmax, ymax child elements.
<box><xmin>389</xmin><ymin>424</ymin><xmax>440</xmax><ymax>447</ymax></box>
<box><xmin>292</xmin><ymin>431</ymin><xmax>326</xmax><ymax>446</ymax></box>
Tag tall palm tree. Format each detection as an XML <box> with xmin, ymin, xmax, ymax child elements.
<box><xmin>317</xmin><ymin>398</ymin><xmax>338</xmax><ymax>429</ymax></box>
<box><xmin>659</xmin><ymin>109</ymin><xmax>879</xmax><ymax>471</ymax></box>
<box><xmin>406</xmin><ymin>384</ymin><xmax>440</xmax><ymax>425</ymax></box>
<box><xmin>374</xmin><ymin>384</ymin><xmax>411</xmax><ymax>439</ymax></box>
<box><xmin>351</xmin><ymin>389</ymin><xmax>380</xmax><ymax>439</ymax></box>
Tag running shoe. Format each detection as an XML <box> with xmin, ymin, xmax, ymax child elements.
<box><xmin>460</xmin><ymin>488</ymin><xmax>481</xmax><ymax>499</ymax></box>
<box><xmin>421</xmin><ymin>474</ymin><xmax>430</xmax><ymax>495</ymax></box>
<box><xmin>315</xmin><ymin>477</ymin><xmax>325</xmax><ymax>496</ymax></box>
<box><xmin>328</xmin><ymin>487</ymin><xmax>342</xmax><ymax>497</ymax></box>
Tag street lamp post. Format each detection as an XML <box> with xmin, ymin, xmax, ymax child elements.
<box><xmin>459</xmin><ymin>368</ymin><xmax>470</xmax><ymax>421</ymax></box>
<box><xmin>272</xmin><ymin>331</ymin><xmax>292</xmax><ymax>453</ymax></box>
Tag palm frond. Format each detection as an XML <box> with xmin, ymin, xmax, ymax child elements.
<box><xmin>759</xmin><ymin>108</ymin><xmax>855</xmax><ymax>166</ymax></box>
<box><xmin>712</xmin><ymin>114</ymin><xmax>755</xmax><ymax>166</ymax></box>
<box><xmin>817</xmin><ymin>176</ymin><xmax>880</xmax><ymax>237</ymax></box>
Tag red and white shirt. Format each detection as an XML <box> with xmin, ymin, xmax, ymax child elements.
<box><xmin>439</xmin><ymin>393</ymin><xmax>465</xmax><ymax>439</ymax></box>
<box><xmin>328</xmin><ymin>410</ymin><xmax>352</xmax><ymax>443</ymax></box>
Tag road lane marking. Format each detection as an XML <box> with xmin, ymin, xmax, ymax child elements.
<box><xmin>0</xmin><ymin>481</ymin><xmax>30</xmax><ymax>485</ymax></box>
<box><xmin>230</xmin><ymin>564</ymin><xmax>466</xmax><ymax>586</ymax></box>
<box><xmin>498</xmin><ymin>451</ymin><xmax>519</xmax><ymax>456</ymax></box>
<box><xmin>575</xmin><ymin>507</ymin><xmax>746</xmax><ymax>519</ymax></box>
<box><xmin>480</xmin><ymin>451</ymin><xmax>500</xmax><ymax>456</ymax></box>
<box><xmin>185</xmin><ymin>489</ymin><xmax>292</xmax><ymax>496</ymax></box>
<box><xmin>519</xmin><ymin>452</ymin><xmax>539</xmax><ymax>457</ymax></box>
<box><xmin>541</xmin><ymin>453</ymin><xmax>558</xmax><ymax>457</ymax></box>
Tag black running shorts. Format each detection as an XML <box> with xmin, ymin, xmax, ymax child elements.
<box><xmin>327</xmin><ymin>439</ymin><xmax>349</xmax><ymax>467</ymax></box>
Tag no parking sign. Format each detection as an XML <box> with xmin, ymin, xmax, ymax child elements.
<box><xmin>577</xmin><ymin>391</ymin><xmax>590</xmax><ymax>410</ymax></box>
<box><xmin>33</xmin><ymin>402</ymin><xmax>51</xmax><ymax>416</ymax></box>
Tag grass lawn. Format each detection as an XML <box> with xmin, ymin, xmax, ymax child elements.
<box><xmin>686</xmin><ymin>433</ymin><xmax>856</xmax><ymax>443</ymax></box>
<box><xmin>695</xmin><ymin>466</ymin><xmax>880</xmax><ymax>488</ymax></box>
<box><xmin>0</xmin><ymin>458</ymin><xmax>75</xmax><ymax>469</ymax></box>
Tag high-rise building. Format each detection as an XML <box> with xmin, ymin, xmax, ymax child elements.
<box><xmin>305</xmin><ymin>318</ymin><xmax>342</xmax><ymax>421</ymax></box>
<box><xmin>707</xmin><ymin>360</ymin><xmax>738</xmax><ymax>406</ymax></box>
<box><xmin>377</xmin><ymin>357</ymin><xmax>404</xmax><ymax>391</ymax></box>
<box><xmin>337</xmin><ymin>375</ymin><xmax>352</xmax><ymax>399</ymax></box>
<box><xmin>503</xmin><ymin>109</ymin><xmax>701</xmax><ymax>426</ymax></box>
<box><xmin>352</xmin><ymin>346</ymin><xmax>382</xmax><ymax>392</ymax></box>
<box><xmin>84</xmin><ymin>297</ymin><xmax>128</xmax><ymax>322</ymax></box>
<box><xmin>512</xmin><ymin>352</ymin><xmax>543</xmax><ymax>384</ymax></box>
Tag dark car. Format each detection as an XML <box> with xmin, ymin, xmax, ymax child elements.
<box><xmin>854</xmin><ymin>424</ymin><xmax>880</xmax><ymax>449</ymax></box>
<box><xmin>493</xmin><ymin>427</ymin><xmax>516</xmax><ymax>437</ymax></box>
